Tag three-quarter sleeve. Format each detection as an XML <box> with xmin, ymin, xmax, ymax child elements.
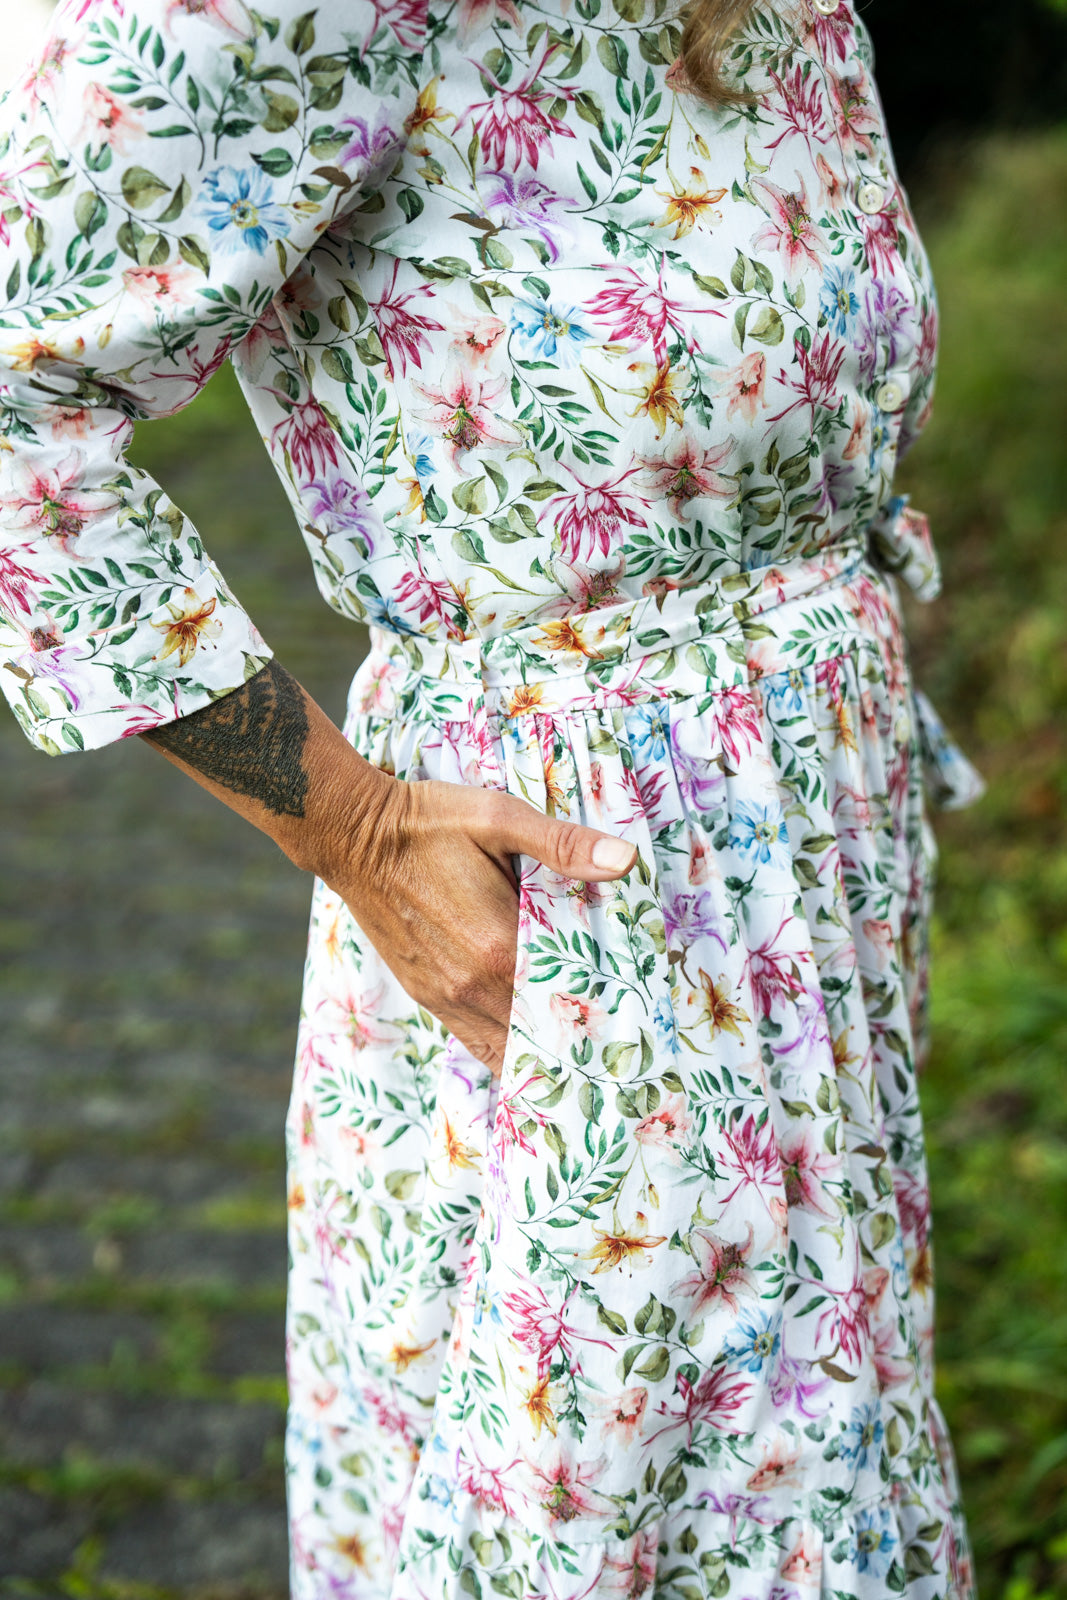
<box><xmin>0</xmin><ymin>0</ymin><xmax>417</xmax><ymax>753</ymax></box>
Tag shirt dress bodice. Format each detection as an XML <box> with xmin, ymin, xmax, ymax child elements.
<box><xmin>1</xmin><ymin>0</ymin><xmax>947</xmax><ymax>752</ymax></box>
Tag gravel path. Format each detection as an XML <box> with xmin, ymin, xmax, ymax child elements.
<box><xmin>0</xmin><ymin>375</ymin><xmax>371</xmax><ymax>1597</ymax></box>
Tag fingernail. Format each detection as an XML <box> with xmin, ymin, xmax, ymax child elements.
<box><xmin>592</xmin><ymin>836</ymin><xmax>634</xmax><ymax>872</ymax></box>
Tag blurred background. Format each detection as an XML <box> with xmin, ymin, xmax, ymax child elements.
<box><xmin>0</xmin><ymin>0</ymin><xmax>1065</xmax><ymax>1594</ymax></box>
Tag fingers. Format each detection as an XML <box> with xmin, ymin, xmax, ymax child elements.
<box><xmin>490</xmin><ymin>792</ymin><xmax>637</xmax><ymax>882</ymax></box>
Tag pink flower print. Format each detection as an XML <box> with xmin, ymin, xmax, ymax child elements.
<box><xmin>831</xmin><ymin>782</ymin><xmax>874</xmax><ymax>838</ymax></box>
<box><xmin>492</xmin><ymin>1082</ymin><xmax>540</xmax><ymax>1158</ymax></box>
<box><xmin>719</xmin><ymin>1112</ymin><xmax>782</xmax><ymax>1207</ymax></box>
<box><xmin>813</xmin><ymin>1262</ymin><xmax>870</xmax><ymax>1370</ymax></box>
<box><xmin>163</xmin><ymin>0</ymin><xmax>251</xmax><ymax>34</ymax></box>
<box><xmin>767</xmin><ymin>329</ymin><xmax>846</xmax><ymax>434</ymax></box>
<box><xmin>779</xmin><ymin>1122</ymin><xmax>839</xmax><ymax>1218</ymax></box>
<box><xmin>805</xmin><ymin>3</ymin><xmax>851</xmax><ymax>63</ymax></box>
<box><xmin>543</xmin><ymin>556</ymin><xmax>626</xmax><ymax>615</ymax></box>
<box><xmin>688</xmin><ymin>831</ymin><xmax>713</xmax><ymax>884</ymax></box>
<box><xmin>916</xmin><ymin>300</ymin><xmax>939</xmax><ymax>378</ymax></box>
<box><xmin>314</xmin><ymin>981</ymin><xmax>399</xmax><ymax>1052</ymax></box>
<box><xmin>599</xmin><ymin>1526</ymin><xmax>659</xmax><ymax>1598</ymax></box>
<box><xmin>548</xmin><ymin>467</ymin><xmax>650</xmax><ymax>565</ymax></box>
<box><xmin>455</xmin><ymin>0</ymin><xmax>523</xmax><ymax>43</ymax></box>
<box><xmin>637</xmin><ymin>433</ymin><xmax>736</xmax><ymax>519</ymax></box>
<box><xmin>585</xmin><ymin>256</ymin><xmax>721</xmax><ymax>365</ymax></box>
<box><xmin>370</xmin><ymin>261</ymin><xmax>446</xmax><ymax>379</ymax></box>
<box><xmin>526</xmin><ymin>1446</ymin><xmax>608</xmax><ymax>1525</ymax></box>
<box><xmin>16</xmin><ymin>34</ymin><xmax>69</xmax><ymax>112</ymax></box>
<box><xmin>765</xmin><ymin>64</ymin><xmax>829</xmax><ymax>156</ymax></box>
<box><xmin>750</xmin><ymin>176</ymin><xmax>827</xmax><ymax>286</ymax></box>
<box><xmin>831</xmin><ymin>69</ymin><xmax>880</xmax><ymax>158</ymax></box>
<box><xmin>815</xmin><ymin>152</ymin><xmax>847</xmax><ymax>212</ymax></box>
<box><xmin>3</xmin><ymin>447</ymin><xmax>119</xmax><ymax>554</ymax></box>
<box><xmin>458</xmin><ymin>52</ymin><xmax>576</xmax><ymax>172</ymax></box>
<box><xmin>746</xmin><ymin>1433</ymin><xmax>804</xmax><ymax>1492</ymax></box>
<box><xmin>503</xmin><ymin>1281</ymin><xmax>613</xmax><ymax>1380</ymax></box>
<box><xmin>538</xmin><ymin>873</ymin><xmax>611</xmax><ymax>929</ymax></box>
<box><xmin>780</xmin><ymin>1525</ymin><xmax>823</xmax><ymax>1587</ymax></box>
<box><xmin>871</xmin><ymin>1316</ymin><xmax>915</xmax><ymax>1391</ymax></box>
<box><xmin>0</xmin><ymin>546</ymin><xmax>41</xmax><ymax>616</ymax></box>
<box><xmin>459</xmin><ymin>1445</ymin><xmax>522</xmax><ymax>1518</ymax></box>
<box><xmin>121</xmin><ymin>263</ymin><xmax>203</xmax><ymax>315</ymax></box>
<box><xmin>648</xmin><ymin>1364</ymin><xmax>752</xmax><ymax>1448</ymax></box>
<box><xmin>743</xmin><ymin>917</ymin><xmax>807</xmax><ymax>1022</ymax></box>
<box><xmin>77</xmin><ymin>85</ymin><xmax>145</xmax><ymax>154</ymax></box>
<box><xmin>44</xmin><ymin>404</ymin><xmax>94</xmax><ymax>441</ymax></box>
<box><xmin>550</xmin><ymin>991</ymin><xmax>608</xmax><ymax>1043</ymax></box>
<box><xmin>410</xmin><ymin>366</ymin><xmax>522</xmax><ymax>468</ymax></box>
<box><xmin>717</xmin><ymin>351</ymin><xmax>766</xmax><ymax>424</ymax></box>
<box><xmin>671</xmin><ymin>1221</ymin><xmax>757</xmax><ymax>1315</ymax></box>
<box><xmin>586</xmin><ymin>1387</ymin><xmax>649</xmax><ymax>1446</ymax></box>
<box><xmin>393</xmin><ymin>552</ymin><xmax>467</xmax><ymax>636</ymax></box>
<box><xmin>446</xmin><ymin>304</ymin><xmax>507</xmax><ymax>367</ymax></box>
<box><xmin>859</xmin><ymin>206</ymin><xmax>902</xmax><ymax>277</ymax></box>
<box><xmin>715</xmin><ymin>684</ymin><xmax>763</xmax><ymax>766</ymax></box>
<box><xmin>370</xmin><ymin>0</ymin><xmax>425</xmax><ymax>51</ymax></box>
<box><xmin>270</xmin><ymin>396</ymin><xmax>344</xmax><ymax>484</ymax></box>
<box><xmin>634</xmin><ymin>1092</ymin><xmax>692</xmax><ymax>1162</ymax></box>
<box><xmin>892</xmin><ymin>1165</ymin><xmax>931</xmax><ymax>1252</ymax></box>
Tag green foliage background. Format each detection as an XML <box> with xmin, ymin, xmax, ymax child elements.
<box><xmin>120</xmin><ymin>129</ymin><xmax>1065</xmax><ymax>1597</ymax></box>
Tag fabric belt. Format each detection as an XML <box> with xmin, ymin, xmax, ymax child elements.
<box><xmin>351</xmin><ymin>528</ymin><xmax>986</xmax><ymax>810</ymax></box>
<box><xmin>361</xmin><ymin>538</ymin><xmax>877</xmax><ymax>725</ymax></box>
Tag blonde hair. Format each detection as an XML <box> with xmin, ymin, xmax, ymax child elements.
<box><xmin>677</xmin><ymin>0</ymin><xmax>760</xmax><ymax>105</ymax></box>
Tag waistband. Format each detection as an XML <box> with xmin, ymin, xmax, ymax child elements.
<box><xmin>352</xmin><ymin>539</ymin><xmax>895</xmax><ymax>725</ymax></box>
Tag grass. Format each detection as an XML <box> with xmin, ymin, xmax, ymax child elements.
<box><xmin>895</xmin><ymin>128</ymin><xmax>1067</xmax><ymax>1596</ymax></box>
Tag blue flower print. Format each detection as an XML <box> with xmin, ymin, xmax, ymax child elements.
<box><xmin>851</xmin><ymin>1505</ymin><xmax>897</xmax><ymax>1578</ymax></box>
<box><xmin>631</xmin><ymin>702</ymin><xmax>672</xmax><ymax>762</ymax></box>
<box><xmin>825</xmin><ymin>262</ymin><xmax>863</xmax><ymax>337</ymax></box>
<box><xmin>840</xmin><ymin>1401</ymin><xmax>885</xmax><ymax>1469</ymax></box>
<box><xmin>510</xmin><ymin>299</ymin><xmax>593</xmax><ymax>366</ymax></box>
<box><xmin>652</xmin><ymin>994</ymin><xmax>681</xmax><ymax>1056</ymax></box>
<box><xmin>763</xmin><ymin>667</ymin><xmax>806</xmax><ymax>717</ymax></box>
<box><xmin>820</xmin><ymin>263</ymin><xmax>860</xmax><ymax>337</ymax></box>
<box><xmin>728</xmin><ymin>799</ymin><xmax>790</xmax><ymax>866</ymax></box>
<box><xmin>721</xmin><ymin>1307</ymin><xmax>782</xmax><ymax>1373</ymax></box>
<box><xmin>197</xmin><ymin>166</ymin><xmax>291</xmax><ymax>255</ymax></box>
<box><xmin>406</xmin><ymin>429</ymin><xmax>436</xmax><ymax>486</ymax></box>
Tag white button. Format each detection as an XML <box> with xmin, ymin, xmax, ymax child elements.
<box><xmin>856</xmin><ymin>180</ymin><xmax>886</xmax><ymax>215</ymax></box>
<box><xmin>876</xmin><ymin>378</ymin><xmax>907</xmax><ymax>413</ymax></box>
<box><xmin>812</xmin><ymin>0</ymin><xmax>840</xmax><ymax>12</ymax></box>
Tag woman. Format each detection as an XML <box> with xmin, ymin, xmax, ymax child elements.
<box><xmin>0</xmin><ymin>0</ymin><xmax>985</xmax><ymax>1593</ymax></box>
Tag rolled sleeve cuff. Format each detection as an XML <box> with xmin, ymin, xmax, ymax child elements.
<box><xmin>0</xmin><ymin>562</ymin><xmax>273</xmax><ymax>755</ymax></box>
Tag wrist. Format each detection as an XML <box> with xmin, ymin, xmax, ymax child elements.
<box><xmin>294</xmin><ymin>749</ymin><xmax>406</xmax><ymax>895</ymax></box>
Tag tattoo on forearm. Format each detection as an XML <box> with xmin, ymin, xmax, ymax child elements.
<box><xmin>145</xmin><ymin>660</ymin><xmax>310</xmax><ymax>817</ymax></box>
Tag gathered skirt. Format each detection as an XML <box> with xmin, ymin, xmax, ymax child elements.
<box><xmin>282</xmin><ymin>541</ymin><xmax>979</xmax><ymax>1600</ymax></box>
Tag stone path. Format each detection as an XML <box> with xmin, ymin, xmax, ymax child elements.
<box><xmin>0</xmin><ymin>375</ymin><xmax>370</xmax><ymax>1597</ymax></box>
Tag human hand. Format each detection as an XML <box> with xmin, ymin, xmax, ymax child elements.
<box><xmin>339</xmin><ymin>775</ymin><xmax>637</xmax><ymax>1079</ymax></box>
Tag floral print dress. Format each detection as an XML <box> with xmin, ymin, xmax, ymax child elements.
<box><xmin>0</xmin><ymin>0</ymin><xmax>986</xmax><ymax>1595</ymax></box>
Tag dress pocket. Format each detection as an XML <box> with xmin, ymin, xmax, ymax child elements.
<box><xmin>485</xmin><ymin>861</ymin><xmax>531</xmax><ymax>1126</ymax></box>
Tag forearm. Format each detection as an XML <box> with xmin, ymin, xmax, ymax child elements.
<box><xmin>140</xmin><ymin>661</ymin><xmax>392</xmax><ymax>889</ymax></box>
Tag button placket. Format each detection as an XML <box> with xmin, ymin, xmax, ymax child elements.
<box><xmin>856</xmin><ymin>178</ymin><xmax>887</xmax><ymax>215</ymax></box>
<box><xmin>875</xmin><ymin>377</ymin><xmax>908</xmax><ymax>414</ymax></box>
